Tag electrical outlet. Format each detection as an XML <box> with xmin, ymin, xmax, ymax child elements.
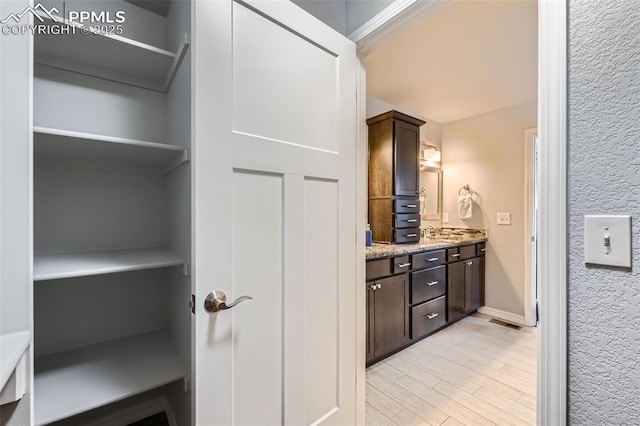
<box><xmin>497</xmin><ymin>213</ymin><xmax>511</xmax><ymax>225</ymax></box>
<box><xmin>442</xmin><ymin>213</ymin><xmax>449</xmax><ymax>223</ymax></box>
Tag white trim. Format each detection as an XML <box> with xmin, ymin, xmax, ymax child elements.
<box><xmin>477</xmin><ymin>306</ymin><xmax>527</xmax><ymax>327</ymax></box>
<box><xmin>349</xmin><ymin>0</ymin><xmax>455</xmax><ymax>56</ymax></box>
<box><xmin>537</xmin><ymin>0</ymin><xmax>567</xmax><ymax>424</ymax></box>
<box><xmin>355</xmin><ymin>59</ymin><xmax>367</xmax><ymax>426</ymax></box>
<box><xmin>523</xmin><ymin>128</ymin><xmax>538</xmax><ymax>327</ymax></box>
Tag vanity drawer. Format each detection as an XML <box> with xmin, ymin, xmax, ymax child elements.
<box><xmin>411</xmin><ymin>266</ymin><xmax>446</xmax><ymax>305</ymax></box>
<box><xmin>392</xmin><ymin>256</ymin><xmax>412</xmax><ymax>274</ymax></box>
<box><xmin>411</xmin><ymin>296</ymin><xmax>447</xmax><ymax>339</ymax></box>
<box><xmin>447</xmin><ymin>244</ymin><xmax>476</xmax><ymax>262</ymax></box>
<box><xmin>477</xmin><ymin>242</ymin><xmax>486</xmax><ymax>256</ymax></box>
<box><xmin>411</xmin><ymin>250</ymin><xmax>446</xmax><ymax>270</ymax></box>
<box><xmin>394</xmin><ymin>214</ymin><xmax>420</xmax><ymax>229</ymax></box>
<box><xmin>393</xmin><ymin>199</ymin><xmax>420</xmax><ymax>214</ymax></box>
<box><xmin>366</xmin><ymin>258</ymin><xmax>391</xmax><ymax>281</ymax></box>
<box><xmin>394</xmin><ymin>228</ymin><xmax>420</xmax><ymax>244</ymax></box>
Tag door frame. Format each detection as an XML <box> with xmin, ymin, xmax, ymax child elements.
<box><xmin>354</xmin><ymin>0</ymin><xmax>568</xmax><ymax>424</ymax></box>
<box><xmin>536</xmin><ymin>0</ymin><xmax>567</xmax><ymax>423</ymax></box>
<box><xmin>523</xmin><ymin>128</ymin><xmax>538</xmax><ymax>327</ymax></box>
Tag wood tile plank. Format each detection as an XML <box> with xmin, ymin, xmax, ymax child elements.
<box><xmin>368</xmin><ymin>371</ymin><xmax>449</xmax><ymax>426</ymax></box>
<box><xmin>366</xmin><ymin>402</ymin><xmax>396</xmax><ymax>426</ymax></box>
<box><xmin>395</xmin><ymin>376</ymin><xmax>496</xmax><ymax>426</ymax></box>
<box><xmin>473</xmin><ymin>386</ymin><xmax>535</xmax><ymax>425</ymax></box>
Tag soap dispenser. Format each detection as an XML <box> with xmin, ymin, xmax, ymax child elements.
<box><xmin>365</xmin><ymin>224</ymin><xmax>372</xmax><ymax>246</ymax></box>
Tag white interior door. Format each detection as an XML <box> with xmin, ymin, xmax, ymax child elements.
<box><xmin>193</xmin><ymin>1</ymin><xmax>358</xmax><ymax>424</ymax></box>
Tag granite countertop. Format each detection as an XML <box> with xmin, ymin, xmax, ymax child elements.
<box><xmin>366</xmin><ymin>232</ymin><xmax>487</xmax><ymax>260</ymax></box>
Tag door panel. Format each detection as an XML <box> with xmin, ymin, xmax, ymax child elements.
<box><xmin>194</xmin><ymin>1</ymin><xmax>357</xmax><ymax>425</ymax></box>
<box><xmin>373</xmin><ymin>274</ymin><xmax>410</xmax><ymax>358</ymax></box>
<box><xmin>303</xmin><ymin>178</ymin><xmax>339</xmax><ymax>423</ymax></box>
<box><xmin>447</xmin><ymin>261</ymin><xmax>466</xmax><ymax>322</ymax></box>
<box><xmin>232</xmin><ymin>170</ymin><xmax>283</xmax><ymax>425</ymax></box>
<box><xmin>232</xmin><ymin>2</ymin><xmax>338</xmax><ymax>152</ymax></box>
<box><xmin>394</xmin><ymin>121</ymin><xmax>419</xmax><ymax>197</ymax></box>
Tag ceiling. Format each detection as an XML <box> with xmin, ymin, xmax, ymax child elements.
<box><xmin>362</xmin><ymin>0</ymin><xmax>537</xmax><ymax>124</ymax></box>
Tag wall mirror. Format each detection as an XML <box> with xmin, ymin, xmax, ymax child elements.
<box><xmin>419</xmin><ymin>166</ymin><xmax>442</xmax><ymax>221</ymax></box>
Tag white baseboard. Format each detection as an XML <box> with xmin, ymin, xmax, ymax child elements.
<box><xmin>477</xmin><ymin>306</ymin><xmax>528</xmax><ymax>327</ymax></box>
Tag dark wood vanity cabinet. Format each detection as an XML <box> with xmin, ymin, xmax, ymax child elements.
<box><xmin>367</xmin><ymin>111</ymin><xmax>425</xmax><ymax>244</ymax></box>
<box><xmin>366</xmin><ymin>242</ymin><xmax>485</xmax><ymax>366</ymax></box>
<box><xmin>366</xmin><ymin>273</ymin><xmax>411</xmax><ymax>363</ymax></box>
<box><xmin>447</xmin><ymin>244</ymin><xmax>485</xmax><ymax>323</ymax></box>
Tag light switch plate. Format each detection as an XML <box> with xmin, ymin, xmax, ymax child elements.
<box><xmin>497</xmin><ymin>213</ymin><xmax>511</xmax><ymax>225</ymax></box>
<box><xmin>584</xmin><ymin>215</ymin><xmax>632</xmax><ymax>267</ymax></box>
<box><xmin>442</xmin><ymin>213</ymin><xmax>449</xmax><ymax>223</ymax></box>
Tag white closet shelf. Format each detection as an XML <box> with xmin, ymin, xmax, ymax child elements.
<box><xmin>34</xmin><ymin>127</ymin><xmax>189</xmax><ymax>174</ymax></box>
<box><xmin>34</xmin><ymin>15</ymin><xmax>189</xmax><ymax>92</ymax></box>
<box><xmin>34</xmin><ymin>248</ymin><xmax>186</xmax><ymax>281</ymax></box>
<box><xmin>34</xmin><ymin>330</ymin><xmax>186</xmax><ymax>425</ymax></box>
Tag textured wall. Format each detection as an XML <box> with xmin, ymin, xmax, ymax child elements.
<box><xmin>568</xmin><ymin>0</ymin><xmax>640</xmax><ymax>423</ymax></box>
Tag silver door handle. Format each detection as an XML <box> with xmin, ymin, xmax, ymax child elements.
<box><xmin>204</xmin><ymin>289</ymin><xmax>253</xmax><ymax>313</ymax></box>
<box><xmin>480</xmin><ymin>248</ymin><xmax>486</xmax><ymax>252</ymax></box>
<box><xmin>405</xmin><ymin>234</ymin><xmax>417</xmax><ymax>238</ymax></box>
<box><xmin>427</xmin><ymin>258</ymin><xmax>439</xmax><ymax>262</ymax></box>
<box><xmin>425</xmin><ymin>313</ymin><xmax>439</xmax><ymax>320</ymax></box>
<box><xmin>451</xmin><ymin>254</ymin><xmax>460</xmax><ymax>258</ymax></box>
<box><xmin>396</xmin><ymin>262</ymin><xmax>411</xmax><ymax>268</ymax></box>
<box><xmin>426</xmin><ymin>281</ymin><xmax>438</xmax><ymax>286</ymax></box>
<box><xmin>405</xmin><ymin>204</ymin><xmax>417</xmax><ymax>208</ymax></box>
<box><xmin>405</xmin><ymin>219</ymin><xmax>418</xmax><ymax>223</ymax></box>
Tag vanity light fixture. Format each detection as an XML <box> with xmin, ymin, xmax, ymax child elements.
<box><xmin>420</xmin><ymin>144</ymin><xmax>441</xmax><ymax>165</ymax></box>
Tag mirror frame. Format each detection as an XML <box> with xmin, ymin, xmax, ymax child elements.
<box><xmin>419</xmin><ymin>165</ymin><xmax>442</xmax><ymax>221</ymax></box>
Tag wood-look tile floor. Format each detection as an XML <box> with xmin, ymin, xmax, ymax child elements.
<box><xmin>366</xmin><ymin>314</ymin><xmax>537</xmax><ymax>426</ymax></box>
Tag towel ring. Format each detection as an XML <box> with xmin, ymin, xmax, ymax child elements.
<box><xmin>458</xmin><ymin>184</ymin><xmax>472</xmax><ymax>196</ymax></box>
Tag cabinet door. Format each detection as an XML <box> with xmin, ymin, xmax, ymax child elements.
<box><xmin>394</xmin><ymin>120</ymin><xmax>420</xmax><ymax>197</ymax></box>
<box><xmin>373</xmin><ymin>274</ymin><xmax>411</xmax><ymax>359</ymax></box>
<box><xmin>466</xmin><ymin>257</ymin><xmax>484</xmax><ymax>313</ymax></box>
<box><xmin>366</xmin><ymin>282</ymin><xmax>375</xmax><ymax>364</ymax></box>
<box><xmin>447</xmin><ymin>261</ymin><xmax>466</xmax><ymax>323</ymax></box>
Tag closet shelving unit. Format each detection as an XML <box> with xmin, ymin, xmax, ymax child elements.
<box><xmin>34</xmin><ymin>14</ymin><xmax>190</xmax><ymax>92</ymax></box>
<box><xmin>34</xmin><ymin>331</ymin><xmax>185</xmax><ymax>425</ymax></box>
<box><xmin>32</xmin><ymin>4</ymin><xmax>192</xmax><ymax>424</ymax></box>
<box><xmin>33</xmin><ymin>247</ymin><xmax>186</xmax><ymax>281</ymax></box>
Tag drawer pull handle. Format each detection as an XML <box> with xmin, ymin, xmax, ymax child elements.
<box><xmin>370</xmin><ymin>284</ymin><xmax>377</xmax><ymax>290</ymax></box>
<box><xmin>405</xmin><ymin>234</ymin><xmax>418</xmax><ymax>238</ymax></box>
<box><xmin>427</xmin><ymin>258</ymin><xmax>439</xmax><ymax>262</ymax></box>
<box><xmin>405</xmin><ymin>219</ymin><xmax>418</xmax><ymax>223</ymax></box>
<box><xmin>396</xmin><ymin>262</ymin><xmax>411</xmax><ymax>268</ymax></box>
<box><xmin>425</xmin><ymin>313</ymin><xmax>439</xmax><ymax>320</ymax></box>
<box><xmin>377</xmin><ymin>283</ymin><xmax>382</xmax><ymax>289</ymax></box>
<box><xmin>426</xmin><ymin>281</ymin><xmax>438</xmax><ymax>286</ymax></box>
<box><xmin>404</xmin><ymin>204</ymin><xmax>417</xmax><ymax>208</ymax></box>
<box><xmin>480</xmin><ymin>248</ymin><xmax>486</xmax><ymax>252</ymax></box>
<box><xmin>451</xmin><ymin>253</ymin><xmax>461</xmax><ymax>258</ymax></box>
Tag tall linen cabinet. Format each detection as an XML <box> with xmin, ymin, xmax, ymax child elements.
<box><xmin>31</xmin><ymin>1</ymin><xmax>193</xmax><ymax>424</ymax></box>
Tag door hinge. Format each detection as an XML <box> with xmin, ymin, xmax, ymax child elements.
<box><xmin>190</xmin><ymin>294</ymin><xmax>195</xmax><ymax>314</ymax></box>
<box><xmin>183</xmin><ymin>375</ymin><xmax>191</xmax><ymax>393</ymax></box>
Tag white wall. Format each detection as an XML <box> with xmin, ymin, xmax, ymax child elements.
<box><xmin>441</xmin><ymin>101</ymin><xmax>536</xmax><ymax>317</ymax></box>
<box><xmin>568</xmin><ymin>0</ymin><xmax>640</xmax><ymax>422</ymax></box>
